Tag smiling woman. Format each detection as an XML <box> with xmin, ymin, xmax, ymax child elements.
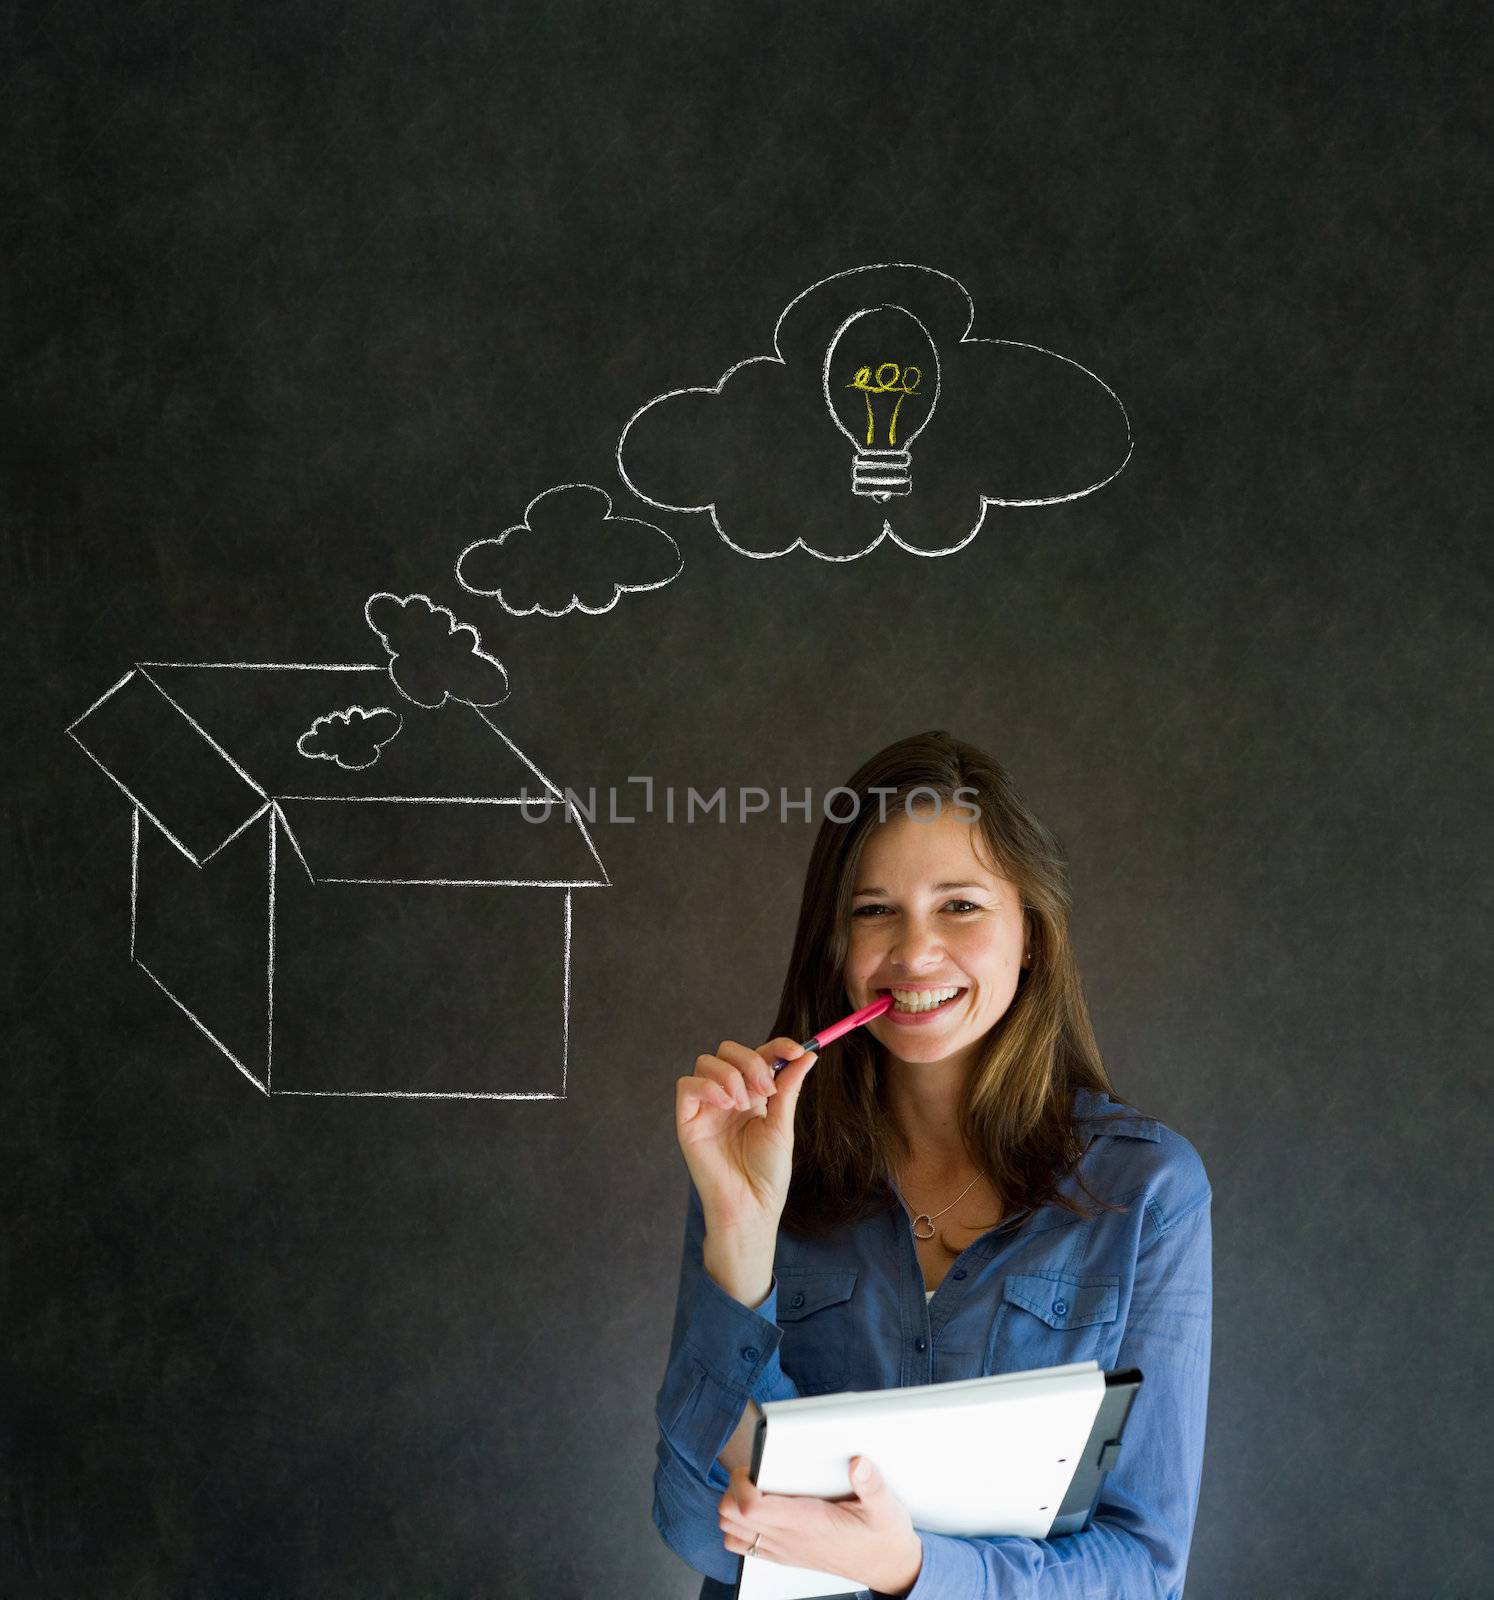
<box><xmin>653</xmin><ymin>731</ymin><xmax>1213</xmax><ymax>1600</ymax></box>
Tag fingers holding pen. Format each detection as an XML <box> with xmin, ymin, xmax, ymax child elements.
<box><xmin>717</xmin><ymin>1039</ymin><xmax>783</xmax><ymax>1105</ymax></box>
<box><xmin>677</xmin><ymin>1070</ymin><xmax>739</xmax><ymax>1120</ymax></box>
<box><xmin>675</xmin><ymin>1035</ymin><xmax>818</xmax><ymax>1147</ymax></box>
<box><xmin>681</xmin><ymin>1043</ymin><xmax>775</xmax><ymax>1118</ymax></box>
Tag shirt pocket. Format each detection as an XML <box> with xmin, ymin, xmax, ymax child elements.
<box><xmin>987</xmin><ymin>1270</ymin><xmax>1121</xmax><ymax>1372</ymax></box>
<box><xmin>773</xmin><ymin>1267</ymin><xmax>858</xmax><ymax>1395</ymax></box>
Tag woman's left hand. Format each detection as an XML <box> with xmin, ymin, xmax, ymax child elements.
<box><xmin>719</xmin><ymin>1456</ymin><xmax>924</xmax><ymax>1596</ymax></box>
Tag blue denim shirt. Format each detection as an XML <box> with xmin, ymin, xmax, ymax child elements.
<box><xmin>652</xmin><ymin>1088</ymin><xmax>1212</xmax><ymax>1599</ymax></box>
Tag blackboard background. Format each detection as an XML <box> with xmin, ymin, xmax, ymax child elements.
<box><xmin>6</xmin><ymin>3</ymin><xmax>1488</xmax><ymax>1596</ymax></box>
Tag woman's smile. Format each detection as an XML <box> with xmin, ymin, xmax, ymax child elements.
<box><xmin>875</xmin><ymin>984</ymin><xmax>969</xmax><ymax>1022</ymax></box>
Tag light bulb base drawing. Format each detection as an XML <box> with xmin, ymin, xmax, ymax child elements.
<box><xmin>851</xmin><ymin>447</ymin><xmax>913</xmax><ymax>501</ymax></box>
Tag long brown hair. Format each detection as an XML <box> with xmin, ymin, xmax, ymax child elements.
<box><xmin>774</xmin><ymin>730</ymin><xmax>1137</xmax><ymax>1238</ymax></box>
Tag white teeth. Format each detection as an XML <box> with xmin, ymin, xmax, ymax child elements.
<box><xmin>888</xmin><ymin>986</ymin><xmax>961</xmax><ymax>1013</ymax></box>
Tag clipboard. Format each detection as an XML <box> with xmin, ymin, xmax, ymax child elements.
<box><xmin>1045</xmin><ymin>1367</ymin><xmax>1142</xmax><ymax>1534</ymax></box>
<box><xmin>730</xmin><ymin>1366</ymin><xmax>1143</xmax><ymax>1600</ymax></box>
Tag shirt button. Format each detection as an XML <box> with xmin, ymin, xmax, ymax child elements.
<box><xmin>915</xmin><ymin>1337</ymin><xmax>927</xmax><ymax>1352</ymax></box>
<box><xmin>1052</xmin><ymin>1300</ymin><xmax>1068</xmax><ymax>1317</ymax></box>
<box><xmin>791</xmin><ymin>1292</ymin><xmax>805</xmax><ymax>1308</ymax></box>
<box><xmin>742</xmin><ymin>1346</ymin><xmax>759</xmax><ymax>1362</ymax></box>
<box><xmin>952</xmin><ymin>1269</ymin><xmax>967</xmax><ymax>1280</ymax></box>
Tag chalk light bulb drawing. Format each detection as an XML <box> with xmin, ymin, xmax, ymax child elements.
<box><xmin>821</xmin><ymin>303</ymin><xmax>941</xmax><ymax>501</ymax></box>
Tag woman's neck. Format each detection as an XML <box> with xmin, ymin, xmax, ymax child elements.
<box><xmin>882</xmin><ymin>1049</ymin><xmax>977</xmax><ymax>1176</ymax></box>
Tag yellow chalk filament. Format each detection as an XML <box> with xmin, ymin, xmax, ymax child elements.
<box><xmin>846</xmin><ymin>361</ymin><xmax>922</xmax><ymax>446</ymax></box>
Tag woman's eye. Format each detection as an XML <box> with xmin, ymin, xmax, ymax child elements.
<box><xmin>851</xmin><ymin>901</ymin><xmax>981</xmax><ymax>918</ymax></box>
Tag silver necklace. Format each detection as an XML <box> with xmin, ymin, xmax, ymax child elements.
<box><xmin>893</xmin><ymin>1170</ymin><xmax>984</xmax><ymax>1240</ymax></box>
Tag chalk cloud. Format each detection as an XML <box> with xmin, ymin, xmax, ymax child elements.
<box><xmin>295</xmin><ymin>705</ymin><xmax>404</xmax><ymax>771</ymax></box>
<box><xmin>455</xmin><ymin>483</ymin><xmax>683</xmax><ymax>616</ymax></box>
<box><xmin>363</xmin><ymin>593</ymin><xmax>510</xmax><ymax>709</ymax></box>
<box><xmin>615</xmin><ymin>262</ymin><xmax>1133</xmax><ymax>562</ymax></box>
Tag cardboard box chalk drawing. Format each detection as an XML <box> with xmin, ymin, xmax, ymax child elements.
<box><xmin>68</xmin><ymin>662</ymin><xmax>608</xmax><ymax>1097</ymax></box>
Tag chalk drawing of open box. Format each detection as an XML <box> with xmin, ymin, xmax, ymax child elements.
<box><xmin>68</xmin><ymin>661</ymin><xmax>607</xmax><ymax>1098</ymax></box>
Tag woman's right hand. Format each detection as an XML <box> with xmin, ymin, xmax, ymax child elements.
<box><xmin>674</xmin><ymin>1037</ymin><xmax>818</xmax><ymax>1236</ymax></box>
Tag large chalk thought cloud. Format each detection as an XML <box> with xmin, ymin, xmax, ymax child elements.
<box><xmin>364</xmin><ymin>592</ymin><xmax>510</xmax><ymax>709</ymax></box>
<box><xmin>455</xmin><ymin>483</ymin><xmax>682</xmax><ymax>616</ymax></box>
<box><xmin>616</xmin><ymin>263</ymin><xmax>1133</xmax><ymax>561</ymax></box>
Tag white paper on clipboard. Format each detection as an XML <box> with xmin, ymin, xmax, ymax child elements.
<box><xmin>735</xmin><ymin>1361</ymin><xmax>1106</xmax><ymax>1600</ymax></box>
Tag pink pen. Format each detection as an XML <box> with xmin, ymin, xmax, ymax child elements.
<box><xmin>769</xmin><ymin>994</ymin><xmax>894</xmax><ymax>1071</ymax></box>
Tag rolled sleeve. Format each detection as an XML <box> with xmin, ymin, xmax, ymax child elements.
<box><xmin>653</xmin><ymin>1180</ymin><xmax>803</xmax><ymax>1582</ymax></box>
<box><xmin>902</xmin><ymin>1190</ymin><xmax>1213</xmax><ymax>1599</ymax></box>
<box><xmin>663</xmin><ymin>1266</ymin><xmax>789</xmax><ymax>1472</ymax></box>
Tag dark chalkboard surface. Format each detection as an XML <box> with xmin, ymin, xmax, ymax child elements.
<box><xmin>7</xmin><ymin>4</ymin><xmax>1488</xmax><ymax>1596</ymax></box>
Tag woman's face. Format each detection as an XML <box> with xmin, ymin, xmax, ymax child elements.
<box><xmin>844</xmin><ymin>807</ymin><xmax>1028</xmax><ymax>1069</ymax></box>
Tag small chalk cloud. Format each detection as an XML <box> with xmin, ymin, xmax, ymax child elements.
<box><xmin>295</xmin><ymin>705</ymin><xmax>404</xmax><ymax>771</ymax></box>
<box><xmin>455</xmin><ymin>483</ymin><xmax>683</xmax><ymax>616</ymax></box>
<box><xmin>364</xmin><ymin>592</ymin><xmax>511</xmax><ymax>709</ymax></box>
<box><xmin>616</xmin><ymin>262</ymin><xmax>1133</xmax><ymax>561</ymax></box>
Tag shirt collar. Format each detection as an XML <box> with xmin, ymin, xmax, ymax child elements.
<box><xmin>1070</xmin><ymin>1085</ymin><xmax>1162</xmax><ymax>1143</ymax></box>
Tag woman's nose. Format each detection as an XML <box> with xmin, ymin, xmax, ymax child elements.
<box><xmin>892</xmin><ymin>919</ymin><xmax>945</xmax><ymax>967</ymax></box>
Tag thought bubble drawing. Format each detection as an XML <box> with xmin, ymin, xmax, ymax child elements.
<box><xmin>455</xmin><ymin>483</ymin><xmax>683</xmax><ymax>616</ymax></box>
<box><xmin>295</xmin><ymin>705</ymin><xmax>404</xmax><ymax>771</ymax></box>
<box><xmin>364</xmin><ymin>593</ymin><xmax>510</xmax><ymax>709</ymax></box>
<box><xmin>616</xmin><ymin>262</ymin><xmax>1133</xmax><ymax>561</ymax></box>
